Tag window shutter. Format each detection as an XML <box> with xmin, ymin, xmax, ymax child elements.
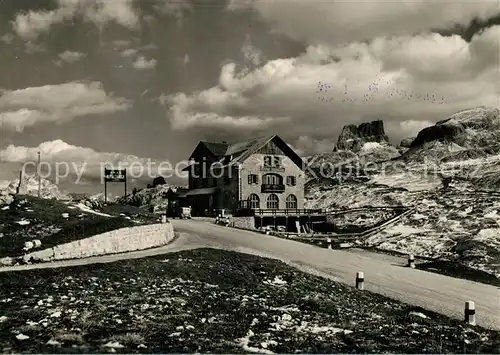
<box><xmin>248</xmin><ymin>175</ymin><xmax>252</xmax><ymax>184</ymax></box>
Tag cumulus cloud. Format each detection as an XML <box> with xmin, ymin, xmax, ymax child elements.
<box><xmin>11</xmin><ymin>0</ymin><xmax>139</xmax><ymax>40</ymax></box>
<box><xmin>241</xmin><ymin>34</ymin><xmax>263</xmax><ymax>66</ymax></box>
<box><xmin>121</xmin><ymin>48</ymin><xmax>138</xmax><ymax>57</ymax></box>
<box><xmin>154</xmin><ymin>0</ymin><xmax>192</xmax><ymax>25</ymax></box>
<box><xmin>133</xmin><ymin>56</ymin><xmax>157</xmax><ymax>69</ymax></box>
<box><xmin>0</xmin><ymin>140</ymin><xmax>180</xmax><ymax>182</ymax></box>
<box><xmin>56</xmin><ymin>50</ymin><xmax>86</xmax><ymax>65</ymax></box>
<box><xmin>0</xmin><ymin>82</ymin><xmax>131</xmax><ymax>132</ymax></box>
<box><xmin>227</xmin><ymin>0</ymin><xmax>500</xmax><ymax>46</ymax></box>
<box><xmin>164</xmin><ymin>22</ymin><xmax>500</xmax><ymax>154</ymax></box>
<box><xmin>0</xmin><ymin>34</ymin><xmax>14</xmax><ymax>44</ymax></box>
<box><xmin>290</xmin><ymin>136</ymin><xmax>337</xmax><ymax>157</ymax></box>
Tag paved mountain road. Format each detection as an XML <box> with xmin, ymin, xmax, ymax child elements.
<box><xmin>1</xmin><ymin>219</ymin><xmax>498</xmax><ymax>330</ymax></box>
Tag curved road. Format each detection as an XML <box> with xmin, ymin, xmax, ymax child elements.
<box><xmin>1</xmin><ymin>219</ymin><xmax>499</xmax><ymax>330</ymax></box>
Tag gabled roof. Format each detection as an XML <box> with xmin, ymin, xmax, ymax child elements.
<box><xmin>201</xmin><ymin>141</ymin><xmax>229</xmax><ymax>157</ymax></box>
<box><xmin>185</xmin><ymin>135</ymin><xmax>304</xmax><ymax>171</ymax></box>
<box><xmin>188</xmin><ymin>141</ymin><xmax>229</xmax><ymax>160</ymax></box>
<box><xmin>226</xmin><ymin>135</ymin><xmax>304</xmax><ymax>170</ymax></box>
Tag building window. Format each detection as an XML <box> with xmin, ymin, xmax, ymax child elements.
<box><xmin>248</xmin><ymin>194</ymin><xmax>260</xmax><ymax>209</ymax></box>
<box><xmin>273</xmin><ymin>156</ymin><xmax>282</xmax><ymax>167</ymax></box>
<box><xmin>264</xmin><ymin>155</ymin><xmax>282</xmax><ymax>168</ymax></box>
<box><xmin>267</xmin><ymin>194</ymin><xmax>279</xmax><ymax>209</ymax></box>
<box><xmin>286</xmin><ymin>194</ymin><xmax>297</xmax><ymax>209</ymax></box>
<box><xmin>264</xmin><ymin>156</ymin><xmax>272</xmax><ymax>167</ymax></box>
<box><xmin>286</xmin><ymin>176</ymin><xmax>296</xmax><ymax>186</ymax></box>
<box><xmin>248</xmin><ymin>174</ymin><xmax>259</xmax><ymax>184</ymax></box>
<box><xmin>263</xmin><ymin>173</ymin><xmax>283</xmax><ymax>185</ymax></box>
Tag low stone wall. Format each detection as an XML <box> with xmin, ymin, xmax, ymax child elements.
<box><xmin>232</xmin><ymin>216</ymin><xmax>256</xmax><ymax>230</ymax></box>
<box><xmin>23</xmin><ymin>223</ymin><xmax>175</xmax><ymax>262</ymax></box>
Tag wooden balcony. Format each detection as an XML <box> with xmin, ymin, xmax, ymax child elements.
<box><xmin>261</xmin><ymin>183</ymin><xmax>285</xmax><ymax>193</ymax></box>
<box><xmin>235</xmin><ymin>202</ymin><xmax>324</xmax><ymax>217</ymax></box>
<box><xmin>260</xmin><ymin>166</ymin><xmax>285</xmax><ymax>172</ymax></box>
<box><xmin>253</xmin><ymin>209</ymin><xmax>324</xmax><ymax>216</ymax></box>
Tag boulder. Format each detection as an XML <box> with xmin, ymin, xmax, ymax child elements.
<box><xmin>0</xmin><ymin>191</ymin><xmax>14</xmax><ymax>206</ymax></box>
<box><xmin>335</xmin><ymin>120</ymin><xmax>389</xmax><ymax>152</ymax></box>
<box><xmin>399</xmin><ymin>137</ymin><xmax>415</xmax><ymax>148</ymax></box>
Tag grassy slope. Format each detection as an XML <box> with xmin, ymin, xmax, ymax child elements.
<box><xmin>0</xmin><ymin>195</ymin><xmax>158</xmax><ymax>258</ymax></box>
<box><xmin>0</xmin><ymin>249</ymin><xmax>498</xmax><ymax>353</ymax></box>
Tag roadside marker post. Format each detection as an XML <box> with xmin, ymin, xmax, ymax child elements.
<box><xmin>465</xmin><ymin>301</ymin><xmax>476</xmax><ymax>325</ymax></box>
<box><xmin>326</xmin><ymin>238</ymin><xmax>332</xmax><ymax>249</ymax></box>
<box><xmin>356</xmin><ymin>271</ymin><xmax>364</xmax><ymax>290</ymax></box>
<box><xmin>408</xmin><ymin>254</ymin><xmax>415</xmax><ymax>268</ymax></box>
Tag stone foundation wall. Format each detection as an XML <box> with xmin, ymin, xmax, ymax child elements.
<box><xmin>232</xmin><ymin>216</ymin><xmax>256</xmax><ymax>230</ymax></box>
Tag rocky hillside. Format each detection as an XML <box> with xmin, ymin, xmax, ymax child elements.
<box><xmin>117</xmin><ymin>184</ymin><xmax>172</xmax><ymax>211</ymax></box>
<box><xmin>304</xmin><ymin>106</ymin><xmax>500</xmax><ymax>281</ymax></box>
<box><xmin>307</xmin><ymin>120</ymin><xmax>400</xmax><ymax>182</ymax></box>
<box><xmin>1</xmin><ymin>175</ymin><xmax>69</xmax><ymax>201</ymax></box>
<box><xmin>401</xmin><ymin>106</ymin><xmax>500</xmax><ymax>163</ymax></box>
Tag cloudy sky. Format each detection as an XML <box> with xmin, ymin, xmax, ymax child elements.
<box><xmin>0</xmin><ymin>0</ymin><xmax>499</xmax><ymax>193</ymax></box>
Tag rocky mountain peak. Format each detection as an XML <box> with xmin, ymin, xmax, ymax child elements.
<box><xmin>334</xmin><ymin>119</ymin><xmax>389</xmax><ymax>152</ymax></box>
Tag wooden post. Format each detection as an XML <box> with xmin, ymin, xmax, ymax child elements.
<box><xmin>408</xmin><ymin>254</ymin><xmax>415</xmax><ymax>268</ymax></box>
<box><xmin>124</xmin><ymin>171</ymin><xmax>127</xmax><ymax>198</ymax></box>
<box><xmin>104</xmin><ymin>180</ymin><xmax>107</xmax><ymax>204</ymax></box>
<box><xmin>16</xmin><ymin>170</ymin><xmax>22</xmax><ymax>194</ymax></box>
<box><xmin>37</xmin><ymin>151</ymin><xmax>41</xmax><ymax>198</ymax></box>
<box><xmin>465</xmin><ymin>301</ymin><xmax>475</xmax><ymax>325</ymax></box>
<box><xmin>356</xmin><ymin>272</ymin><xmax>364</xmax><ymax>290</ymax></box>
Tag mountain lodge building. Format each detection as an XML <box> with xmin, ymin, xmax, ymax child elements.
<box><xmin>181</xmin><ymin>135</ymin><xmax>306</xmax><ymax>217</ymax></box>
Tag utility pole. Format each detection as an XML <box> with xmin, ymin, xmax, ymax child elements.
<box><xmin>37</xmin><ymin>151</ymin><xmax>41</xmax><ymax>198</ymax></box>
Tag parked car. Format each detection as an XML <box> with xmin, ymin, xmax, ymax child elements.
<box><xmin>180</xmin><ymin>206</ymin><xmax>192</xmax><ymax>219</ymax></box>
<box><xmin>215</xmin><ymin>214</ymin><xmax>230</xmax><ymax>226</ymax></box>
<box><xmin>167</xmin><ymin>204</ymin><xmax>192</xmax><ymax>219</ymax></box>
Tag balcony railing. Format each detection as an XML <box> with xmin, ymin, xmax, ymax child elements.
<box><xmin>261</xmin><ymin>183</ymin><xmax>285</xmax><ymax>193</ymax></box>
<box><xmin>260</xmin><ymin>165</ymin><xmax>285</xmax><ymax>172</ymax></box>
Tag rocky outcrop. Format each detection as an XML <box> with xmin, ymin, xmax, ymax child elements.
<box><xmin>400</xmin><ymin>106</ymin><xmax>500</xmax><ymax>163</ymax></box>
<box><xmin>2</xmin><ymin>176</ymin><xmax>69</xmax><ymax>200</ymax></box>
<box><xmin>335</xmin><ymin>120</ymin><xmax>389</xmax><ymax>152</ymax></box>
<box><xmin>410</xmin><ymin>107</ymin><xmax>500</xmax><ymax>148</ymax></box>
<box><xmin>410</xmin><ymin>124</ymin><xmax>466</xmax><ymax>147</ymax></box>
<box><xmin>399</xmin><ymin>137</ymin><xmax>415</xmax><ymax>148</ymax></box>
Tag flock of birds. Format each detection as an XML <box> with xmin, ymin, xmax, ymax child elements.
<box><xmin>316</xmin><ymin>77</ymin><xmax>447</xmax><ymax>104</ymax></box>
